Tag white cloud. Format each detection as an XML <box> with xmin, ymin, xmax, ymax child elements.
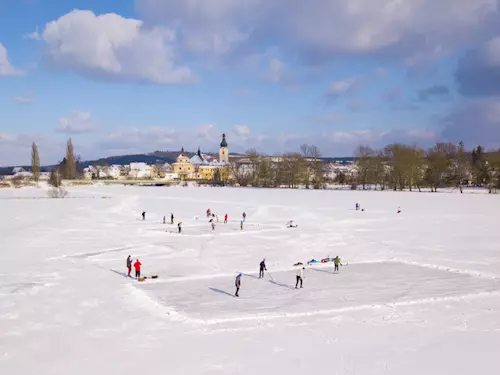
<box><xmin>310</xmin><ymin>114</ymin><xmax>346</xmax><ymax>123</ymax></box>
<box><xmin>136</xmin><ymin>0</ymin><xmax>496</xmax><ymax>64</ymax></box>
<box><xmin>268</xmin><ymin>58</ymin><xmax>284</xmax><ymax>83</ymax></box>
<box><xmin>0</xmin><ymin>43</ymin><xmax>24</xmax><ymax>76</ymax></box>
<box><xmin>41</xmin><ymin>10</ymin><xmax>196</xmax><ymax>84</ymax></box>
<box><xmin>57</xmin><ymin>111</ymin><xmax>96</xmax><ymax>134</ymax></box>
<box><xmin>0</xmin><ymin>133</ymin><xmax>65</xmax><ymax>167</ymax></box>
<box><xmin>326</xmin><ymin>76</ymin><xmax>363</xmax><ymax>98</ymax></box>
<box><xmin>232</xmin><ymin>125</ymin><xmax>251</xmax><ymax>137</ymax></box>
<box><xmin>14</xmin><ymin>92</ymin><xmax>37</xmax><ymax>103</ymax></box>
<box><xmin>236</xmin><ymin>88</ymin><xmax>256</xmax><ymax>97</ymax></box>
<box><xmin>23</xmin><ymin>28</ymin><xmax>40</xmax><ymax>40</ymax></box>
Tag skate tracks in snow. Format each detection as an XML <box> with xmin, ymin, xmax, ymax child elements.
<box><xmin>133</xmin><ymin>260</ymin><xmax>500</xmax><ymax>326</ymax></box>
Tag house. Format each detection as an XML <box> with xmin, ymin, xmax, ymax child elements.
<box><xmin>128</xmin><ymin>162</ymin><xmax>154</xmax><ymax>179</ymax></box>
<box><xmin>12</xmin><ymin>167</ymin><xmax>33</xmax><ymax>178</ymax></box>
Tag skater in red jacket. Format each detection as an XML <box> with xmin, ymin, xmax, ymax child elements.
<box><xmin>134</xmin><ymin>259</ymin><xmax>142</xmax><ymax>279</ymax></box>
<box><xmin>224</xmin><ymin>213</ymin><xmax>228</xmax><ymax>224</ymax></box>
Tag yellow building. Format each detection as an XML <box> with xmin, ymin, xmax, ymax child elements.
<box><xmin>172</xmin><ymin>134</ymin><xmax>230</xmax><ymax>181</ymax></box>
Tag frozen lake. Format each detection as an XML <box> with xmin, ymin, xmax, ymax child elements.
<box><xmin>1</xmin><ymin>186</ymin><xmax>499</xmax><ymax>374</ymax></box>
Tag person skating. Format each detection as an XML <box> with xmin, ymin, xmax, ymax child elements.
<box><xmin>224</xmin><ymin>213</ymin><xmax>228</xmax><ymax>224</ymax></box>
<box><xmin>296</xmin><ymin>267</ymin><xmax>305</xmax><ymax>289</ymax></box>
<box><xmin>134</xmin><ymin>259</ymin><xmax>142</xmax><ymax>279</ymax></box>
<box><xmin>206</xmin><ymin>209</ymin><xmax>211</xmax><ymax>218</ymax></box>
<box><xmin>163</xmin><ymin>216</ymin><xmax>166</xmax><ymax>224</ymax></box>
<box><xmin>235</xmin><ymin>273</ymin><xmax>242</xmax><ymax>297</ymax></box>
<box><xmin>211</xmin><ymin>222</ymin><xmax>216</xmax><ymax>231</ymax></box>
<box><xmin>142</xmin><ymin>211</ymin><xmax>146</xmax><ymax>220</ymax></box>
<box><xmin>356</xmin><ymin>203</ymin><xmax>359</xmax><ymax>211</ymax></box>
<box><xmin>259</xmin><ymin>259</ymin><xmax>267</xmax><ymax>279</ymax></box>
<box><xmin>178</xmin><ymin>222</ymin><xmax>182</xmax><ymax>234</ymax></box>
<box><xmin>216</xmin><ymin>215</ymin><xmax>219</xmax><ymax>223</ymax></box>
<box><xmin>126</xmin><ymin>255</ymin><xmax>132</xmax><ymax>277</ymax></box>
<box><xmin>240</xmin><ymin>220</ymin><xmax>244</xmax><ymax>231</ymax></box>
<box><xmin>171</xmin><ymin>213</ymin><xmax>174</xmax><ymax>224</ymax></box>
<box><xmin>334</xmin><ymin>256</ymin><xmax>342</xmax><ymax>272</ymax></box>
<box><xmin>242</xmin><ymin>212</ymin><xmax>247</xmax><ymax>222</ymax></box>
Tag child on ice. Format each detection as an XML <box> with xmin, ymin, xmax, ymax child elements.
<box><xmin>240</xmin><ymin>221</ymin><xmax>244</xmax><ymax>230</ymax></box>
<box><xmin>224</xmin><ymin>214</ymin><xmax>228</xmax><ymax>224</ymax></box>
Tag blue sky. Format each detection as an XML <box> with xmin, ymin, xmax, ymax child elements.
<box><xmin>1</xmin><ymin>0</ymin><xmax>500</xmax><ymax>166</ymax></box>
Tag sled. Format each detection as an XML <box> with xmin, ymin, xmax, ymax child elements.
<box><xmin>138</xmin><ymin>275</ymin><xmax>159</xmax><ymax>282</ymax></box>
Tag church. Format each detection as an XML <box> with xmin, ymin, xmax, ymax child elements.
<box><xmin>172</xmin><ymin>133</ymin><xmax>230</xmax><ymax>181</ymax></box>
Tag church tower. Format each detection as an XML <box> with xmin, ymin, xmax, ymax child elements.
<box><xmin>219</xmin><ymin>133</ymin><xmax>229</xmax><ymax>163</ymax></box>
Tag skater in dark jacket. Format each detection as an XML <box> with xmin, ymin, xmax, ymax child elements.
<box><xmin>126</xmin><ymin>255</ymin><xmax>132</xmax><ymax>277</ymax></box>
<box><xmin>142</xmin><ymin>211</ymin><xmax>146</xmax><ymax>220</ymax></box>
<box><xmin>134</xmin><ymin>259</ymin><xmax>142</xmax><ymax>279</ymax></box>
<box><xmin>163</xmin><ymin>216</ymin><xmax>166</xmax><ymax>224</ymax></box>
<box><xmin>171</xmin><ymin>213</ymin><xmax>174</xmax><ymax>224</ymax></box>
<box><xmin>242</xmin><ymin>212</ymin><xmax>247</xmax><ymax>222</ymax></box>
<box><xmin>259</xmin><ymin>259</ymin><xmax>267</xmax><ymax>279</ymax></box>
<box><xmin>235</xmin><ymin>273</ymin><xmax>242</xmax><ymax>297</ymax></box>
<box><xmin>178</xmin><ymin>222</ymin><xmax>182</xmax><ymax>234</ymax></box>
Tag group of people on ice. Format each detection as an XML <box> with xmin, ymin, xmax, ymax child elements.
<box><xmin>206</xmin><ymin>209</ymin><xmax>246</xmax><ymax>231</ymax></box>
<box><xmin>126</xmin><ymin>255</ymin><xmax>142</xmax><ymax>279</ymax></box>
<box><xmin>233</xmin><ymin>256</ymin><xmax>343</xmax><ymax>296</ymax></box>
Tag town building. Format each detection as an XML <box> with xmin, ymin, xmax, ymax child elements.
<box><xmin>172</xmin><ymin>134</ymin><xmax>230</xmax><ymax>181</ymax></box>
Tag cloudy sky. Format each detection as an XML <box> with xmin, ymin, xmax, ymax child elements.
<box><xmin>1</xmin><ymin>0</ymin><xmax>500</xmax><ymax>166</ymax></box>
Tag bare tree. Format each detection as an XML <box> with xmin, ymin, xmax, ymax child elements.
<box><xmin>424</xmin><ymin>143</ymin><xmax>452</xmax><ymax>192</ymax></box>
<box><xmin>230</xmin><ymin>159</ymin><xmax>251</xmax><ymax>186</ymax></box>
<box><xmin>31</xmin><ymin>142</ymin><xmax>40</xmax><ymax>184</ymax></box>
<box><xmin>452</xmin><ymin>141</ymin><xmax>470</xmax><ymax>193</ymax></box>
<box><xmin>65</xmin><ymin>138</ymin><xmax>76</xmax><ymax>179</ymax></box>
<box><xmin>356</xmin><ymin>145</ymin><xmax>376</xmax><ymax>190</ymax></box>
<box><xmin>49</xmin><ymin>168</ymin><xmax>62</xmax><ymax>188</ymax></box>
<box><xmin>486</xmin><ymin>151</ymin><xmax>500</xmax><ymax>193</ymax></box>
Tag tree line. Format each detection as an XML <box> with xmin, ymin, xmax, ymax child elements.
<box><xmin>29</xmin><ymin>138</ymin><xmax>82</xmax><ymax>187</ymax></box>
<box><xmin>230</xmin><ymin>144</ymin><xmax>325</xmax><ymax>189</ymax></box>
<box><xmin>355</xmin><ymin>142</ymin><xmax>500</xmax><ymax>193</ymax></box>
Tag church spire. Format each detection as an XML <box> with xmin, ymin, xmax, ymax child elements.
<box><xmin>220</xmin><ymin>133</ymin><xmax>228</xmax><ymax>148</ymax></box>
<box><xmin>197</xmin><ymin>146</ymin><xmax>201</xmax><ymax>157</ymax></box>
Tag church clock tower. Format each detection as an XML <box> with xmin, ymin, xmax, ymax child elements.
<box><xmin>219</xmin><ymin>133</ymin><xmax>229</xmax><ymax>163</ymax></box>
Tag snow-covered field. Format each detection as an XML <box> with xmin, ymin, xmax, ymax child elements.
<box><xmin>1</xmin><ymin>186</ymin><xmax>499</xmax><ymax>374</ymax></box>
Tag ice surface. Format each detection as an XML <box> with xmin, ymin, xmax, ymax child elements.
<box><xmin>1</xmin><ymin>186</ymin><xmax>500</xmax><ymax>374</ymax></box>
